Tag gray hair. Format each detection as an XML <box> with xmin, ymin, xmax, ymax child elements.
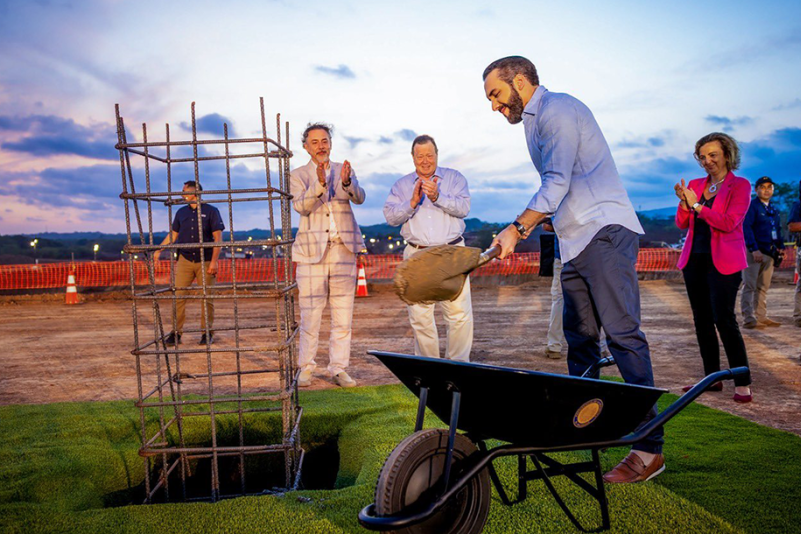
<box><xmin>302</xmin><ymin>122</ymin><xmax>333</xmax><ymax>145</ymax></box>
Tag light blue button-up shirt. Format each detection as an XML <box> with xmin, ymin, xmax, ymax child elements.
<box><xmin>523</xmin><ymin>86</ymin><xmax>643</xmax><ymax>263</ymax></box>
<box><xmin>383</xmin><ymin>166</ymin><xmax>470</xmax><ymax>246</ymax></box>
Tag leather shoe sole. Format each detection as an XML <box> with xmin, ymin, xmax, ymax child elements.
<box><xmin>733</xmin><ymin>392</ymin><xmax>753</xmax><ymax>403</ymax></box>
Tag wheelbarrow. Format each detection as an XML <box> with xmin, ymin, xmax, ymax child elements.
<box><xmin>358</xmin><ymin>351</ymin><xmax>748</xmax><ymax>533</ymax></box>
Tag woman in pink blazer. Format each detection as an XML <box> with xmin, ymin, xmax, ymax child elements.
<box><xmin>674</xmin><ymin>132</ymin><xmax>752</xmax><ymax>403</ymax></box>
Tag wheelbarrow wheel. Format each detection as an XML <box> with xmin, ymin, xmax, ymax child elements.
<box><xmin>374</xmin><ymin>429</ymin><xmax>490</xmax><ymax>534</ymax></box>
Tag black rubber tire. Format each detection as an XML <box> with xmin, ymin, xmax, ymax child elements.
<box><xmin>374</xmin><ymin>429</ymin><xmax>491</xmax><ymax>534</ymax></box>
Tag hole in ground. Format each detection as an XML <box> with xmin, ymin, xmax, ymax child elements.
<box><xmin>103</xmin><ymin>437</ymin><xmax>341</xmax><ymax>507</ymax></box>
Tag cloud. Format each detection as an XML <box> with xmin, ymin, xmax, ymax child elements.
<box><xmin>378</xmin><ymin>136</ymin><xmax>393</xmax><ymax>144</ymax></box>
<box><xmin>314</xmin><ymin>64</ymin><xmax>356</xmax><ymax>79</ymax></box>
<box><xmin>740</xmin><ymin>127</ymin><xmax>801</xmax><ymax>182</ymax></box>
<box><xmin>704</xmin><ymin>115</ymin><xmax>753</xmax><ymax>132</ymax></box>
<box><xmin>771</xmin><ymin>98</ymin><xmax>801</xmax><ymax>112</ymax></box>
<box><xmin>615</xmin><ymin>136</ymin><xmax>667</xmax><ymax>149</ymax></box>
<box><xmin>179</xmin><ymin>113</ymin><xmax>236</xmax><ymax>137</ymax></box>
<box><xmin>395</xmin><ymin>129</ymin><xmax>417</xmax><ymax>142</ymax></box>
<box><xmin>343</xmin><ymin>135</ymin><xmax>367</xmax><ymax>148</ymax></box>
<box><xmin>0</xmin><ymin>114</ymin><xmax>118</xmax><ymax>160</ymax></box>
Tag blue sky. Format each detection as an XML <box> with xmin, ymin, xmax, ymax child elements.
<box><xmin>1</xmin><ymin>0</ymin><xmax>800</xmax><ymax>234</ymax></box>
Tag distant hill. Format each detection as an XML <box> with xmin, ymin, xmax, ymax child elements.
<box><xmin>639</xmin><ymin>206</ymin><xmax>677</xmax><ymax>219</ymax></box>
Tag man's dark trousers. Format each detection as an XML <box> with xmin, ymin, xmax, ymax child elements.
<box><xmin>561</xmin><ymin>224</ymin><xmax>663</xmax><ymax>453</ymax></box>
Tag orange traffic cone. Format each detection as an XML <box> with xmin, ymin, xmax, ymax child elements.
<box><xmin>65</xmin><ymin>270</ymin><xmax>81</xmax><ymax>305</ymax></box>
<box><xmin>356</xmin><ymin>264</ymin><xmax>369</xmax><ymax>297</ymax></box>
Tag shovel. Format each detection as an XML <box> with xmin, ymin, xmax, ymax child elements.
<box><xmin>393</xmin><ymin>245</ymin><xmax>500</xmax><ymax>305</ymax></box>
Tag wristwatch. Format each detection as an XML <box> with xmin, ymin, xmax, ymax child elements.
<box><xmin>512</xmin><ymin>220</ymin><xmax>528</xmax><ymax>236</ymax></box>
<box><xmin>692</xmin><ymin>202</ymin><xmax>701</xmax><ymax>211</ymax></box>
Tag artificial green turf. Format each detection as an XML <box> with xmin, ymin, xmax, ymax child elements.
<box><xmin>0</xmin><ymin>385</ymin><xmax>798</xmax><ymax>533</ymax></box>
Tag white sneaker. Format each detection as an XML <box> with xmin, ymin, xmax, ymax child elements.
<box><xmin>297</xmin><ymin>368</ymin><xmax>313</xmax><ymax>388</ymax></box>
<box><xmin>333</xmin><ymin>371</ymin><xmax>357</xmax><ymax>388</ymax></box>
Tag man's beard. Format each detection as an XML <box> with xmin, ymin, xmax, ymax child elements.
<box><xmin>504</xmin><ymin>85</ymin><xmax>525</xmax><ymax>124</ymax></box>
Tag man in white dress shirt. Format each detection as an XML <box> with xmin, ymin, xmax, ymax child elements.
<box><xmin>384</xmin><ymin>135</ymin><xmax>473</xmax><ymax>361</ymax></box>
<box><xmin>291</xmin><ymin>123</ymin><xmax>366</xmax><ymax>388</ymax></box>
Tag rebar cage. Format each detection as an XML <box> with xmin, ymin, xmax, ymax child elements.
<box><xmin>114</xmin><ymin>99</ymin><xmax>302</xmax><ymax>503</ymax></box>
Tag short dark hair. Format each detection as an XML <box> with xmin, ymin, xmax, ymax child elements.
<box><xmin>302</xmin><ymin>122</ymin><xmax>333</xmax><ymax>145</ymax></box>
<box><xmin>693</xmin><ymin>132</ymin><xmax>741</xmax><ymax>171</ymax></box>
<box><xmin>482</xmin><ymin>56</ymin><xmax>539</xmax><ymax>86</ymax></box>
<box><xmin>183</xmin><ymin>180</ymin><xmax>202</xmax><ymax>191</ymax></box>
<box><xmin>411</xmin><ymin>134</ymin><xmax>438</xmax><ymax>155</ymax></box>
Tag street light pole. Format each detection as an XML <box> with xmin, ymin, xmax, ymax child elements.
<box><xmin>93</xmin><ymin>243</ymin><xmax>100</xmax><ymax>262</ymax></box>
<box><xmin>30</xmin><ymin>238</ymin><xmax>38</xmax><ymax>264</ymax></box>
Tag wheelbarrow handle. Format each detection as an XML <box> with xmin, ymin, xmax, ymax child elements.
<box><xmin>621</xmin><ymin>367</ymin><xmax>749</xmax><ymax>445</ymax></box>
<box><xmin>580</xmin><ymin>356</ymin><xmax>616</xmax><ymax>378</ymax></box>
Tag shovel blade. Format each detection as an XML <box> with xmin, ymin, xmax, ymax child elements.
<box><xmin>393</xmin><ymin>245</ymin><xmax>482</xmax><ymax>305</ymax></box>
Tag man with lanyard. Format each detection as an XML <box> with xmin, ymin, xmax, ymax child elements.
<box><xmin>384</xmin><ymin>134</ymin><xmax>473</xmax><ymax>362</ymax></box>
<box><xmin>742</xmin><ymin>176</ymin><xmax>785</xmax><ymax>328</ymax></box>
<box><xmin>290</xmin><ymin>122</ymin><xmax>366</xmax><ymax>388</ymax></box>
<box><xmin>154</xmin><ymin>180</ymin><xmax>224</xmax><ymax>345</ymax></box>
<box><xmin>788</xmin><ymin>186</ymin><xmax>801</xmax><ymax>328</ymax></box>
<box><xmin>482</xmin><ymin>56</ymin><xmax>663</xmax><ymax>483</ymax></box>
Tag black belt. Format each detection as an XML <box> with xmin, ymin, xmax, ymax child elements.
<box><xmin>407</xmin><ymin>237</ymin><xmax>463</xmax><ymax>249</ymax></box>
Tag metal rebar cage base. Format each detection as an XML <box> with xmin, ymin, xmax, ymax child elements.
<box><xmin>115</xmin><ymin>99</ymin><xmax>302</xmax><ymax>503</ymax></box>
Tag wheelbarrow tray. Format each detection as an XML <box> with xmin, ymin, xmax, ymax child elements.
<box><xmin>359</xmin><ymin>351</ymin><xmax>747</xmax><ymax>532</ymax></box>
<box><xmin>371</xmin><ymin>351</ymin><xmax>665</xmax><ymax>447</ymax></box>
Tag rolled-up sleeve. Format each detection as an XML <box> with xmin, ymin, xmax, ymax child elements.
<box><xmin>384</xmin><ymin>180</ymin><xmax>417</xmax><ymax>226</ymax></box>
<box><xmin>432</xmin><ymin>172</ymin><xmax>470</xmax><ymax>219</ymax></box>
<box><xmin>525</xmin><ymin>102</ymin><xmax>579</xmax><ymax>215</ymax></box>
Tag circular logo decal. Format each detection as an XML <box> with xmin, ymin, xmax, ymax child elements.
<box><xmin>573</xmin><ymin>399</ymin><xmax>604</xmax><ymax>428</ymax></box>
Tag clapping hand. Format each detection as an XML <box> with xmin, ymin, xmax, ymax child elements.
<box><xmin>420</xmin><ymin>177</ymin><xmax>439</xmax><ymax>202</ymax></box>
<box><xmin>410</xmin><ymin>178</ymin><xmax>425</xmax><ymax>208</ymax></box>
<box><xmin>341</xmin><ymin>160</ymin><xmax>353</xmax><ymax>185</ymax></box>
<box><xmin>674</xmin><ymin>179</ymin><xmax>693</xmax><ymax>209</ymax></box>
<box><xmin>316</xmin><ymin>163</ymin><xmax>327</xmax><ymax>187</ymax></box>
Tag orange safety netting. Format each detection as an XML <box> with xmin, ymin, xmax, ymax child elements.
<box><xmin>0</xmin><ymin>248</ymin><xmax>796</xmax><ymax>290</ymax></box>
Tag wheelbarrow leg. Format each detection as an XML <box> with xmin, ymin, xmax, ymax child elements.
<box><xmin>528</xmin><ymin>452</ymin><xmax>611</xmax><ymax>532</ymax></box>
<box><xmin>477</xmin><ymin>441</ymin><xmax>527</xmax><ymax>506</ymax></box>
<box><xmin>592</xmin><ymin>449</ymin><xmax>611</xmax><ymax>531</ymax></box>
<box><xmin>518</xmin><ymin>454</ymin><xmax>528</xmax><ymax>501</ymax></box>
<box><xmin>414</xmin><ymin>386</ymin><xmax>429</xmax><ymax>432</ymax></box>
<box><xmin>441</xmin><ymin>388</ymin><xmax>461</xmax><ymax>492</ymax></box>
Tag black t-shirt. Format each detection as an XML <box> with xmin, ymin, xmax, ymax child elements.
<box><xmin>171</xmin><ymin>203</ymin><xmax>225</xmax><ymax>262</ymax></box>
<box><xmin>691</xmin><ymin>195</ymin><xmax>716</xmax><ymax>254</ymax></box>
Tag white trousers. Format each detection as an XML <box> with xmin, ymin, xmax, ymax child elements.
<box><xmin>403</xmin><ymin>244</ymin><xmax>474</xmax><ymax>362</ymax></box>
<box><xmin>547</xmin><ymin>258</ymin><xmax>608</xmax><ymax>354</ymax></box>
<box><xmin>296</xmin><ymin>242</ymin><xmax>357</xmax><ymax>376</ymax></box>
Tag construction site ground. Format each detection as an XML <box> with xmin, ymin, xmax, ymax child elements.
<box><xmin>1</xmin><ymin>273</ymin><xmax>799</xmax><ymax>437</ymax></box>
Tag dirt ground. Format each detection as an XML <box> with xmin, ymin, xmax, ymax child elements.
<box><xmin>1</xmin><ymin>274</ymin><xmax>799</xmax><ymax>437</ymax></box>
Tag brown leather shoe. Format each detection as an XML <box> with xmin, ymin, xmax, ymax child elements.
<box><xmin>603</xmin><ymin>452</ymin><xmax>665</xmax><ymax>484</ymax></box>
<box><xmin>758</xmin><ymin>318</ymin><xmax>781</xmax><ymax>327</ymax></box>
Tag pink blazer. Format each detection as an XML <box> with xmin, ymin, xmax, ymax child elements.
<box><xmin>676</xmin><ymin>172</ymin><xmax>750</xmax><ymax>275</ymax></box>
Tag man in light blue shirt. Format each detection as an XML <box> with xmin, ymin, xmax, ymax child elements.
<box><xmin>483</xmin><ymin>56</ymin><xmax>662</xmax><ymax>484</ymax></box>
<box><xmin>384</xmin><ymin>135</ymin><xmax>473</xmax><ymax>361</ymax></box>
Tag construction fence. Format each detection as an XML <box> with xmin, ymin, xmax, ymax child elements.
<box><xmin>1</xmin><ymin>248</ymin><xmax>797</xmax><ymax>291</ymax></box>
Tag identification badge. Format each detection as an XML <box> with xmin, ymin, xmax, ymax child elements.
<box><xmin>772</xmin><ymin>229</ymin><xmax>778</xmax><ymax>240</ymax></box>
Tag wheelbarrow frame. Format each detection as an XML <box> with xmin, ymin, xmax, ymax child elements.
<box><xmin>359</xmin><ymin>351</ymin><xmax>748</xmax><ymax>532</ymax></box>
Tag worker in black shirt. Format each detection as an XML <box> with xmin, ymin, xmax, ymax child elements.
<box><xmin>154</xmin><ymin>181</ymin><xmax>225</xmax><ymax>345</ymax></box>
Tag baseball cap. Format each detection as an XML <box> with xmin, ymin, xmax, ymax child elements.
<box><xmin>755</xmin><ymin>176</ymin><xmax>775</xmax><ymax>188</ymax></box>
